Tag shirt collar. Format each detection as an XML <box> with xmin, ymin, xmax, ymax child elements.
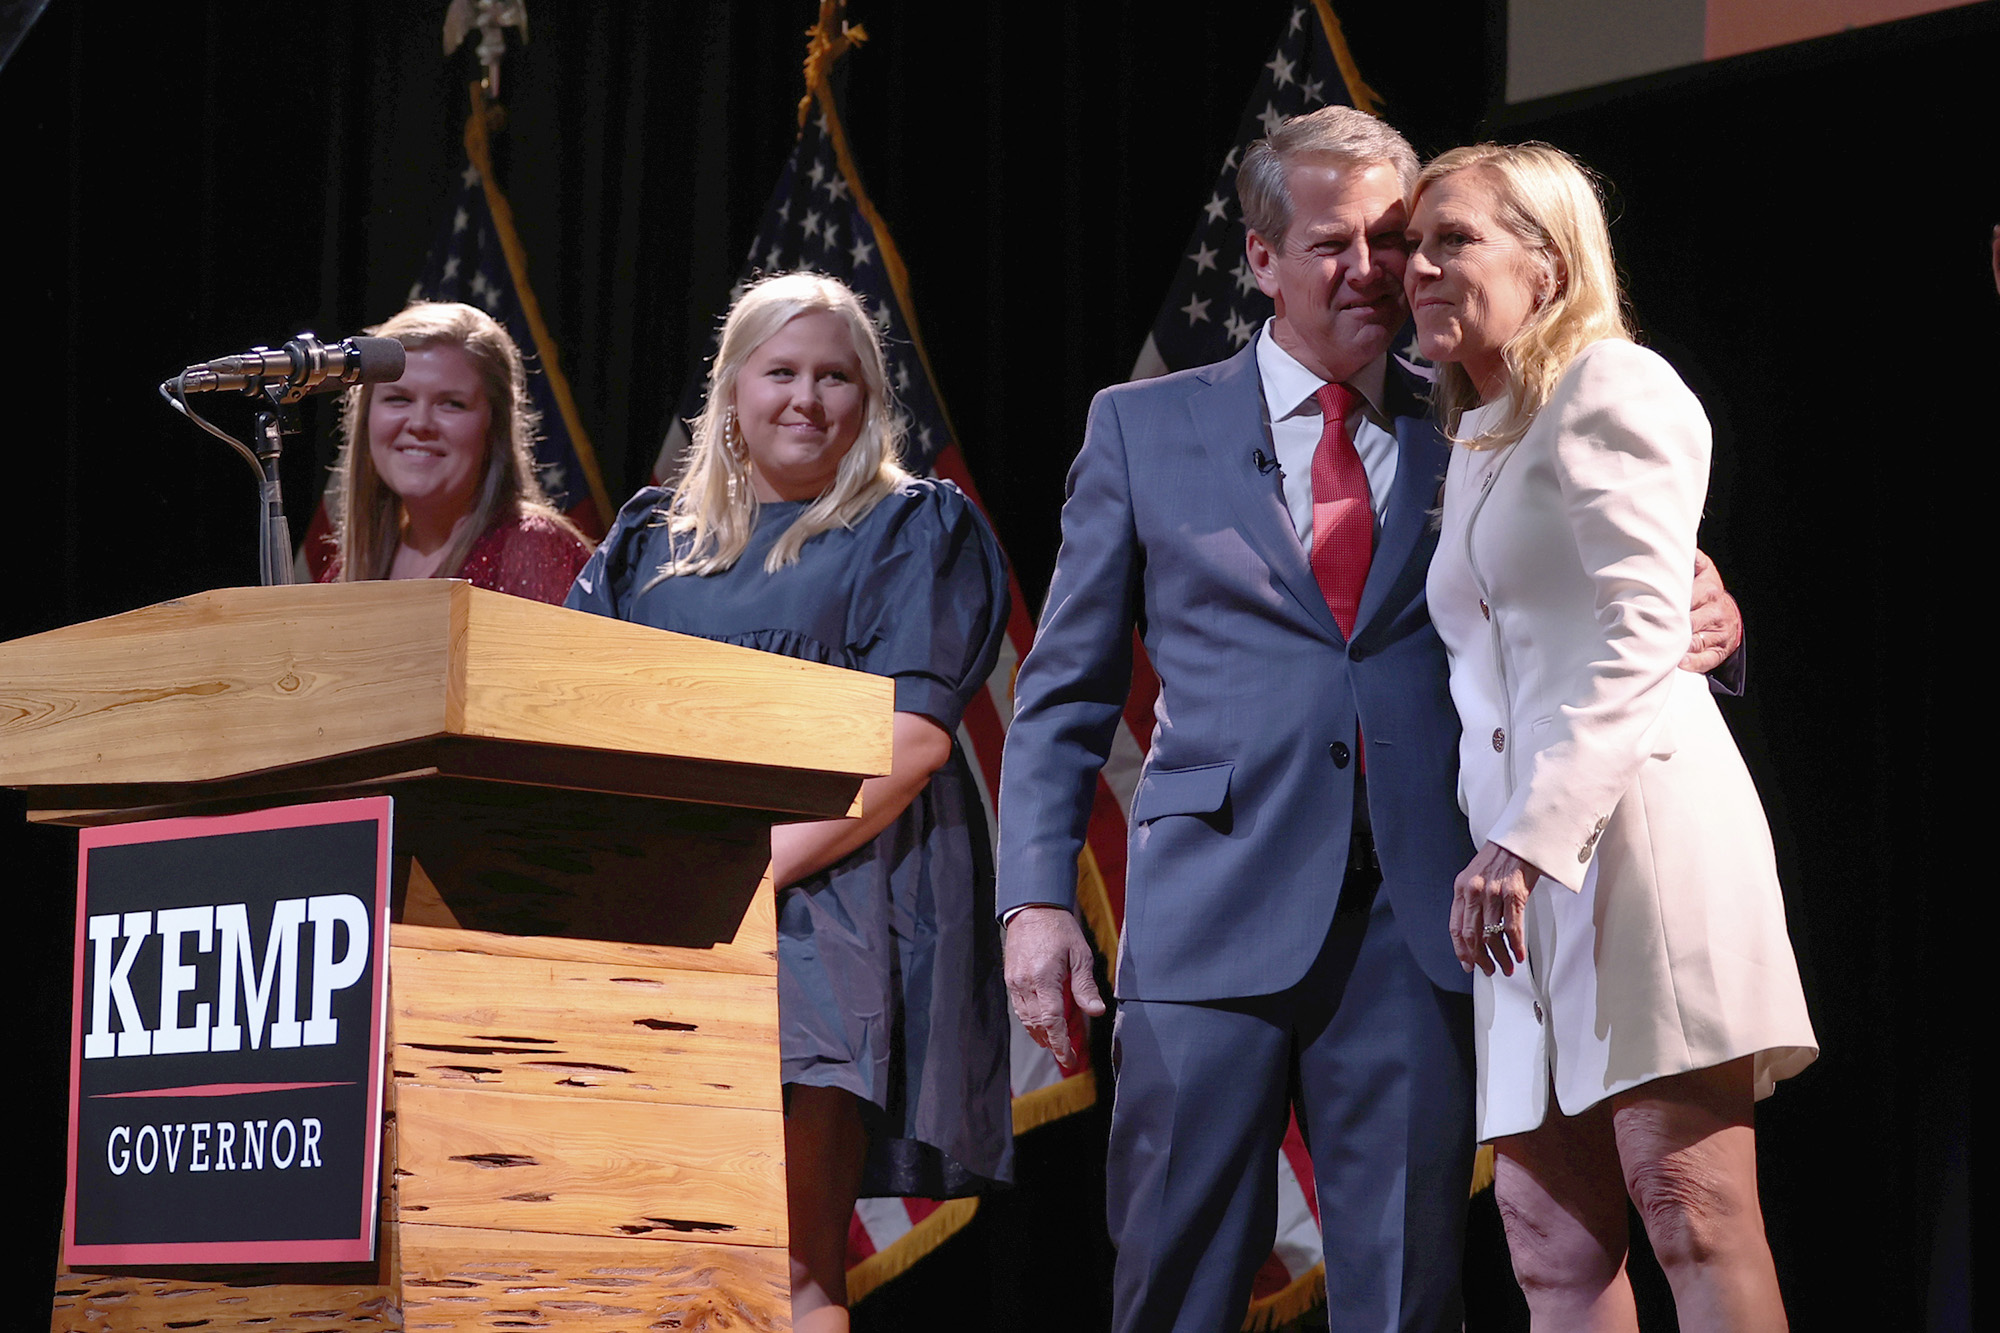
<box><xmin>1255</xmin><ymin>319</ymin><xmax>1389</xmax><ymax>426</ymax></box>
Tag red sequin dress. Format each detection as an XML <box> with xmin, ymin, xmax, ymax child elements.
<box><xmin>317</xmin><ymin>511</ymin><xmax>591</xmax><ymax>605</ymax></box>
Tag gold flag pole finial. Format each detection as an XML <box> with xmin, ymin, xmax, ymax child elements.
<box><xmin>798</xmin><ymin>0</ymin><xmax>868</xmax><ymax>127</ymax></box>
<box><xmin>445</xmin><ymin>0</ymin><xmax>529</xmax><ymax>112</ymax></box>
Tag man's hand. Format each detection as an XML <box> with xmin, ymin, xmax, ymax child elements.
<box><xmin>1004</xmin><ymin>906</ymin><xmax>1105</xmax><ymax>1073</ymax></box>
<box><xmin>1683</xmin><ymin>549</ymin><xmax>1743</xmax><ymax>674</ymax></box>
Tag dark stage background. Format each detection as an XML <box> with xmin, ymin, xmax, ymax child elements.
<box><xmin>5</xmin><ymin>1</ymin><xmax>1986</xmax><ymax>1327</ymax></box>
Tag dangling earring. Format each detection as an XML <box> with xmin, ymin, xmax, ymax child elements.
<box><xmin>723</xmin><ymin>405</ymin><xmax>748</xmax><ymax>463</ymax></box>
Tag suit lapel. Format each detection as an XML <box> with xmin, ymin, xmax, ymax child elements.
<box><xmin>1189</xmin><ymin>346</ymin><xmax>1343</xmax><ymax>643</ymax></box>
<box><xmin>1354</xmin><ymin>356</ymin><xmax>1449</xmax><ymax>636</ymax></box>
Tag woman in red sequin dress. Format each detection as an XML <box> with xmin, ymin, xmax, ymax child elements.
<box><xmin>320</xmin><ymin>301</ymin><xmax>588</xmax><ymax>603</ymax></box>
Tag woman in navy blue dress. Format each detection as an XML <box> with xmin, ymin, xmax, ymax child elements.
<box><xmin>567</xmin><ymin>272</ymin><xmax>1010</xmax><ymax>1332</ymax></box>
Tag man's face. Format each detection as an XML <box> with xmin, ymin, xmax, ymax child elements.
<box><xmin>1246</xmin><ymin>158</ymin><xmax>1410</xmax><ymax>384</ymax></box>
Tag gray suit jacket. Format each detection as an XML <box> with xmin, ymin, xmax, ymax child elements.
<box><xmin>997</xmin><ymin>341</ymin><xmax>1473</xmax><ymax>1000</ymax></box>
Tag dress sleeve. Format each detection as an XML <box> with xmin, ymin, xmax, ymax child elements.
<box><xmin>481</xmin><ymin>515</ymin><xmax>594</xmax><ymax>605</ymax></box>
<box><xmin>1487</xmin><ymin>342</ymin><xmax>1711</xmax><ymax>883</ymax></box>
<box><xmin>564</xmin><ymin>487</ymin><xmax>672</xmax><ymax>618</ymax></box>
<box><xmin>847</xmin><ymin>482</ymin><xmax>1010</xmax><ymax>733</ymax></box>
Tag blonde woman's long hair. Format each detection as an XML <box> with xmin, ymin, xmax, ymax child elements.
<box><xmin>330</xmin><ymin>301</ymin><xmax>570</xmax><ymax>580</ymax></box>
<box><xmin>1413</xmin><ymin>143</ymin><xmax>1634</xmax><ymax>449</ymax></box>
<box><xmin>653</xmin><ymin>271</ymin><xmax>907</xmax><ymax>581</ymax></box>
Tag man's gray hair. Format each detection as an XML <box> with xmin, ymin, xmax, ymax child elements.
<box><xmin>1237</xmin><ymin>106</ymin><xmax>1419</xmax><ymax>249</ymax></box>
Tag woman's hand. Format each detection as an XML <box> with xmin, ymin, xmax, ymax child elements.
<box><xmin>1451</xmin><ymin>841</ymin><xmax>1542</xmax><ymax>976</ymax></box>
<box><xmin>769</xmin><ymin>712</ymin><xmax>953</xmax><ymax>889</ymax></box>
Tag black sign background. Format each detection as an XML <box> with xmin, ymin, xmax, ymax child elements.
<box><xmin>68</xmin><ymin>805</ymin><xmax>387</xmax><ymax>1259</ymax></box>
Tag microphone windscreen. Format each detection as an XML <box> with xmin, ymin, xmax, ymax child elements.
<box><xmin>351</xmin><ymin>336</ymin><xmax>407</xmax><ymax>383</ymax></box>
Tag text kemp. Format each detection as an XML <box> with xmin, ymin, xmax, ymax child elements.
<box><xmin>83</xmin><ymin>895</ymin><xmax>371</xmax><ymax>1058</ymax></box>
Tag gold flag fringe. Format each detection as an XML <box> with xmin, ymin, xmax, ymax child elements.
<box><xmin>1246</xmin><ymin>1263</ymin><xmax>1327</xmax><ymax>1331</ymax></box>
<box><xmin>846</xmin><ymin>1198</ymin><xmax>982</xmax><ymax>1305</ymax></box>
<box><xmin>1013</xmin><ymin>1067</ymin><xmax>1099</xmax><ymax>1136</ymax></box>
<box><xmin>1309</xmin><ymin>0</ymin><xmax>1381</xmax><ymax>117</ymax></box>
<box><xmin>460</xmin><ymin>85</ymin><xmax>616</xmax><ymax>530</ymax></box>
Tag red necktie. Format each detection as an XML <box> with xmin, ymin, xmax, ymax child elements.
<box><xmin>1309</xmin><ymin>382</ymin><xmax>1371</xmax><ymax>639</ymax></box>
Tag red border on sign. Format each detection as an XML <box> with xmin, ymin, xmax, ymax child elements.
<box><xmin>63</xmin><ymin>796</ymin><xmax>393</xmax><ymax>1267</ymax></box>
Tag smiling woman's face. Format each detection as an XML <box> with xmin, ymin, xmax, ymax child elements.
<box><xmin>732</xmin><ymin>309</ymin><xmax>868</xmax><ymax>504</ymax></box>
<box><xmin>1405</xmin><ymin>168</ymin><xmax>1550</xmax><ymax>401</ymax></box>
<box><xmin>366</xmin><ymin>344</ymin><xmax>492</xmax><ymax>522</ymax></box>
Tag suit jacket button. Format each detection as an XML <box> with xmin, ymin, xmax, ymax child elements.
<box><xmin>1479</xmin><ymin>598</ymin><xmax>1490</xmax><ymax>621</ymax></box>
<box><xmin>1577</xmin><ymin>845</ymin><xmax>1592</xmax><ymax>863</ymax></box>
<box><xmin>1347</xmin><ymin>643</ymin><xmax>1364</xmax><ymax>661</ymax></box>
<box><xmin>1328</xmin><ymin>741</ymin><xmax>1351</xmax><ymax>769</ymax></box>
<box><xmin>1532</xmin><ymin>1000</ymin><xmax>1544</xmax><ymax>1023</ymax></box>
<box><xmin>1491</xmin><ymin>728</ymin><xmax>1505</xmax><ymax>753</ymax></box>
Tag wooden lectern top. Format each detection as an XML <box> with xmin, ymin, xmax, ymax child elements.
<box><xmin>0</xmin><ymin>580</ymin><xmax>892</xmax><ymax>820</ymax></box>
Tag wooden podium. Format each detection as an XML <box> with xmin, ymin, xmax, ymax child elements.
<box><xmin>2</xmin><ymin>580</ymin><xmax>893</xmax><ymax>1332</ymax></box>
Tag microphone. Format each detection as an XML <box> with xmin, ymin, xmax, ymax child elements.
<box><xmin>1252</xmin><ymin>448</ymin><xmax>1281</xmax><ymax>475</ymax></box>
<box><xmin>169</xmin><ymin>333</ymin><xmax>406</xmax><ymax>398</ymax></box>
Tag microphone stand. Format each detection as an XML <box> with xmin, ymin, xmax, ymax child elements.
<box><xmin>251</xmin><ymin>388</ymin><xmax>298</xmax><ymax>587</ymax></box>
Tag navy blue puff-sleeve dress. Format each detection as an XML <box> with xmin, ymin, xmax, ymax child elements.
<box><xmin>566</xmin><ymin>479</ymin><xmax>1014</xmax><ymax>1197</ymax></box>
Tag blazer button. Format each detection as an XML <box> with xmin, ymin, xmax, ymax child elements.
<box><xmin>1347</xmin><ymin>643</ymin><xmax>1365</xmax><ymax>661</ymax></box>
<box><xmin>1532</xmin><ymin>1000</ymin><xmax>1544</xmax><ymax>1024</ymax></box>
<box><xmin>1479</xmin><ymin>598</ymin><xmax>1490</xmax><ymax>621</ymax></box>
<box><xmin>1328</xmin><ymin>741</ymin><xmax>1351</xmax><ymax>769</ymax></box>
<box><xmin>1491</xmin><ymin>728</ymin><xmax>1505</xmax><ymax>753</ymax></box>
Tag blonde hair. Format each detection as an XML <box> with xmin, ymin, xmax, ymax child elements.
<box><xmin>1411</xmin><ymin>143</ymin><xmax>1634</xmax><ymax>448</ymax></box>
<box><xmin>653</xmin><ymin>271</ymin><xmax>907</xmax><ymax>580</ymax></box>
<box><xmin>330</xmin><ymin>301</ymin><xmax>573</xmax><ymax>579</ymax></box>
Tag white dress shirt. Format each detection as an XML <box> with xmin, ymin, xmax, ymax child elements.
<box><xmin>1254</xmin><ymin>321</ymin><xmax>1400</xmax><ymax>548</ymax></box>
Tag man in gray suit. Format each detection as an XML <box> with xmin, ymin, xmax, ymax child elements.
<box><xmin>997</xmin><ymin>106</ymin><xmax>1740</xmax><ymax>1333</ymax></box>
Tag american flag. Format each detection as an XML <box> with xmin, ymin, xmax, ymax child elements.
<box><xmin>652</xmin><ymin>29</ymin><xmax>1080</xmax><ymax>1303</ymax></box>
<box><xmin>301</xmin><ymin>95</ymin><xmax>613</xmax><ymax>576</ymax></box>
<box><xmin>1115</xmin><ymin>3</ymin><xmax>1382</xmax><ymax>1324</ymax></box>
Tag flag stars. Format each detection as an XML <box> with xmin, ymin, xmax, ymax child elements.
<box><xmin>1257</xmin><ymin>101</ymin><xmax>1287</xmax><ymax>136</ymax></box>
<box><xmin>441</xmin><ymin>255</ymin><xmax>461</xmax><ymax>281</ymax></box>
<box><xmin>1265</xmin><ymin>53</ymin><xmax>1296</xmax><ymax>87</ymax></box>
<box><xmin>808</xmin><ymin>159</ymin><xmax>827</xmax><ymax>189</ymax></box>
<box><xmin>822</xmin><ymin>220</ymin><xmax>841</xmax><ymax>252</ymax></box>
<box><xmin>1232</xmin><ymin>257</ymin><xmax>1259</xmax><ymax>296</ymax></box>
<box><xmin>1290</xmin><ymin>6</ymin><xmax>1304</xmax><ymax>32</ymax></box>
<box><xmin>827</xmin><ymin>176</ymin><xmax>851</xmax><ymax>203</ymax></box>
<box><xmin>461</xmin><ymin>163</ymin><xmax>481</xmax><ymax>188</ymax></box>
<box><xmin>1181</xmin><ymin>294</ymin><xmax>1212</xmax><ymax>326</ymax></box>
<box><xmin>1203</xmin><ymin>192</ymin><xmax>1230</xmax><ymax>225</ymax></box>
<box><xmin>1302</xmin><ymin>77</ymin><xmax>1325</xmax><ymax>106</ymax></box>
<box><xmin>1189</xmin><ymin>241</ymin><xmax>1219</xmax><ymax>273</ymax></box>
<box><xmin>1224</xmin><ymin>310</ymin><xmax>1257</xmax><ymax>346</ymax></box>
<box><xmin>452</xmin><ymin>207</ymin><xmax>470</xmax><ymax>234</ymax></box>
<box><xmin>803</xmin><ymin>209</ymin><xmax>823</xmax><ymax>239</ymax></box>
<box><xmin>850</xmin><ymin>235</ymin><xmax>876</xmax><ymax>268</ymax></box>
<box><xmin>766</xmin><ymin>244</ymin><xmax>784</xmax><ymax>269</ymax></box>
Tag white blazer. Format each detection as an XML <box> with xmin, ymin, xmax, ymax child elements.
<box><xmin>1429</xmin><ymin>340</ymin><xmax>1816</xmax><ymax>1137</ymax></box>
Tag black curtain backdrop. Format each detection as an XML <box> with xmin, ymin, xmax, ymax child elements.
<box><xmin>6</xmin><ymin>1</ymin><xmax>1986</xmax><ymax>1327</ymax></box>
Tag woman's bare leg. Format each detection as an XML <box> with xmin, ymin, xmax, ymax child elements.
<box><xmin>786</xmin><ymin>1084</ymin><xmax>868</xmax><ymax>1333</ymax></box>
<box><xmin>1493</xmin><ymin>1096</ymin><xmax>1639</xmax><ymax>1333</ymax></box>
<box><xmin>1611</xmin><ymin>1057</ymin><xmax>1786</xmax><ymax>1332</ymax></box>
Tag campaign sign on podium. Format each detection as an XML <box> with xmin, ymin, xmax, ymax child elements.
<box><xmin>63</xmin><ymin>797</ymin><xmax>392</xmax><ymax>1264</ymax></box>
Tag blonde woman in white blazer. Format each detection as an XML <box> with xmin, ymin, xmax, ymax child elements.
<box><xmin>1407</xmin><ymin>143</ymin><xmax>1816</xmax><ymax>1332</ymax></box>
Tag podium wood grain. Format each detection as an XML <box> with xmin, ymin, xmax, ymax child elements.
<box><xmin>391</xmin><ymin>945</ymin><xmax>780</xmax><ymax>1109</ymax></box>
<box><xmin>398</xmin><ymin>1224</ymin><xmax>788</xmax><ymax>1331</ymax></box>
<box><xmin>0</xmin><ymin>580</ymin><xmax>890</xmax><ymax>791</ymax></box>
<box><xmin>8</xmin><ymin>582</ymin><xmax>868</xmax><ymax>1331</ymax></box>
